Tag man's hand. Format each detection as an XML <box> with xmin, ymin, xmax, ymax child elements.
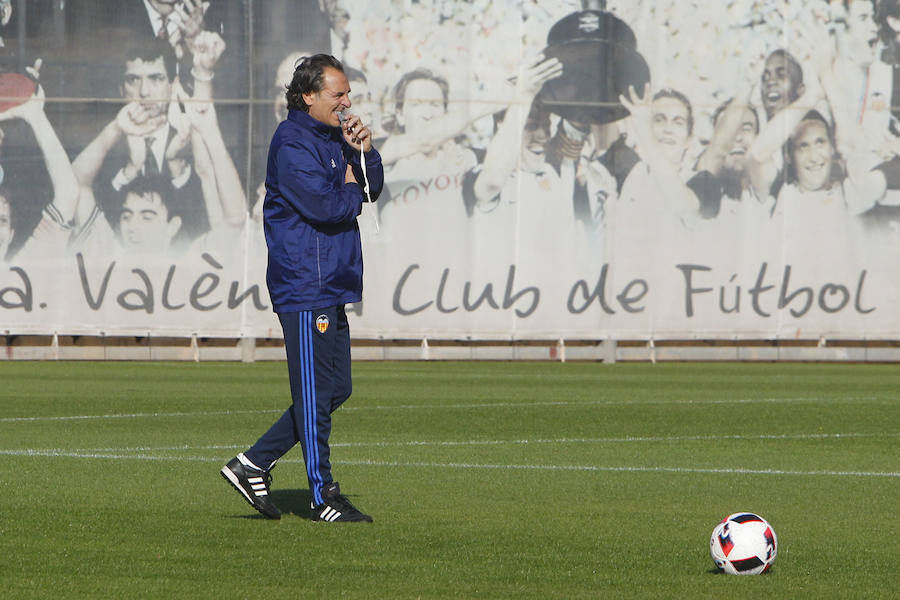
<box><xmin>340</xmin><ymin>113</ymin><xmax>373</xmax><ymax>152</ymax></box>
<box><xmin>189</xmin><ymin>30</ymin><xmax>225</xmax><ymax>81</ymax></box>
<box><xmin>181</xmin><ymin>0</ymin><xmax>210</xmax><ymax>40</ymax></box>
<box><xmin>25</xmin><ymin>57</ymin><xmax>42</xmax><ymax>82</ymax></box>
<box><xmin>515</xmin><ymin>53</ymin><xmax>563</xmax><ymax>104</ymax></box>
<box><xmin>0</xmin><ymin>0</ymin><xmax>11</xmax><ymax>27</ymax></box>
<box><xmin>0</xmin><ymin>58</ymin><xmax>43</xmax><ymax>123</ymax></box>
<box><xmin>117</xmin><ymin>102</ymin><xmax>164</xmax><ymax>182</ymax></box>
<box><xmin>0</xmin><ymin>83</ymin><xmax>45</xmax><ymax>124</ymax></box>
<box><xmin>116</xmin><ymin>102</ymin><xmax>167</xmax><ymax>137</ymax></box>
<box><xmin>618</xmin><ymin>83</ymin><xmax>654</xmax><ymax>152</ymax></box>
<box><xmin>170</xmin><ymin>0</ymin><xmax>209</xmax><ymax>49</ymax></box>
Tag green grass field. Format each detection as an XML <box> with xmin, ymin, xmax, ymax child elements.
<box><xmin>1</xmin><ymin>361</ymin><xmax>898</xmax><ymax>599</ymax></box>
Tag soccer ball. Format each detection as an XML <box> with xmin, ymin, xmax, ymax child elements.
<box><xmin>709</xmin><ymin>512</ymin><xmax>778</xmax><ymax>575</ymax></box>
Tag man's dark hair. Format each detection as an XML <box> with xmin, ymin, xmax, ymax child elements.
<box><xmin>392</xmin><ymin>68</ymin><xmax>449</xmax><ymax>112</ymax></box>
<box><xmin>121</xmin><ymin>36</ymin><xmax>177</xmax><ymax>82</ymax></box>
<box><xmin>877</xmin><ymin>0</ymin><xmax>900</xmax><ymax>20</ymax></box>
<box><xmin>652</xmin><ymin>88</ymin><xmax>694</xmax><ymax>136</ymax></box>
<box><xmin>119</xmin><ymin>174</ymin><xmax>180</xmax><ymax>222</ymax></box>
<box><xmin>876</xmin><ymin>0</ymin><xmax>900</xmax><ymax>43</ymax></box>
<box><xmin>285</xmin><ymin>54</ymin><xmax>345</xmax><ymax>112</ymax></box>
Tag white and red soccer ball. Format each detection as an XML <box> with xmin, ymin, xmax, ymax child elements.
<box><xmin>709</xmin><ymin>512</ymin><xmax>778</xmax><ymax>575</ymax></box>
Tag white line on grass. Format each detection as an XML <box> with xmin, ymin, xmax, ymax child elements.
<box><xmin>0</xmin><ymin>448</ymin><xmax>896</xmax><ymax>478</ymax></box>
<box><xmin>0</xmin><ymin>409</ymin><xmax>282</xmax><ymax>423</ymax></box>
<box><xmin>340</xmin><ymin>459</ymin><xmax>900</xmax><ymax>478</ymax></box>
<box><xmin>16</xmin><ymin>432</ymin><xmax>899</xmax><ymax>455</ymax></box>
<box><xmin>333</xmin><ymin>432</ymin><xmax>900</xmax><ymax>447</ymax></box>
<box><xmin>342</xmin><ymin>396</ymin><xmax>889</xmax><ymax>411</ymax></box>
<box><xmin>0</xmin><ymin>396</ymin><xmax>890</xmax><ymax>423</ymax></box>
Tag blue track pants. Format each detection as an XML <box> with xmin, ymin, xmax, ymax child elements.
<box><xmin>245</xmin><ymin>306</ymin><xmax>352</xmax><ymax>506</ymax></box>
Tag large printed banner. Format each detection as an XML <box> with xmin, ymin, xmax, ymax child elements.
<box><xmin>0</xmin><ymin>0</ymin><xmax>898</xmax><ymax>339</ymax></box>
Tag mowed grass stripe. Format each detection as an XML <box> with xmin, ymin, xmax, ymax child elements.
<box><xmin>0</xmin><ymin>395</ymin><xmax>893</xmax><ymax>422</ymax></box>
<box><xmin>1</xmin><ymin>448</ymin><xmax>897</xmax><ymax>478</ymax></box>
<box><xmin>4</xmin><ymin>431</ymin><xmax>896</xmax><ymax>454</ymax></box>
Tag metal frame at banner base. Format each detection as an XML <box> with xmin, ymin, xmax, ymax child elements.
<box><xmin>2</xmin><ymin>334</ymin><xmax>900</xmax><ymax>363</ymax></box>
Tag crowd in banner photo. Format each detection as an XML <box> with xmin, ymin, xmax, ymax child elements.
<box><xmin>0</xmin><ymin>0</ymin><xmax>898</xmax><ymax>337</ymax></box>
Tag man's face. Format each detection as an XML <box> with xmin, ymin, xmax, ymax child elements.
<box><xmin>302</xmin><ymin>67</ymin><xmax>351</xmax><ymax>127</ymax></box>
<box><xmin>791</xmin><ymin>119</ymin><xmax>835</xmax><ymax>192</ymax></box>
<box><xmin>722</xmin><ymin>108</ymin><xmax>759</xmax><ymax>173</ymax></box>
<box><xmin>398</xmin><ymin>78</ymin><xmax>446</xmax><ymax>134</ymax></box>
<box><xmin>651</xmin><ymin>96</ymin><xmax>690</xmax><ymax>165</ymax></box>
<box><xmin>761</xmin><ymin>54</ymin><xmax>801</xmax><ymax>117</ymax></box>
<box><xmin>845</xmin><ymin>0</ymin><xmax>878</xmax><ymax>63</ymax></box>
<box><xmin>0</xmin><ymin>197</ymin><xmax>13</xmax><ymax>258</ymax></box>
<box><xmin>122</xmin><ymin>56</ymin><xmax>172</xmax><ymax>119</ymax></box>
<box><xmin>119</xmin><ymin>191</ymin><xmax>180</xmax><ymax>253</ymax></box>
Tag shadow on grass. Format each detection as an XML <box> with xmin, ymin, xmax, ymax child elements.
<box><xmin>222</xmin><ymin>488</ymin><xmax>313</xmax><ymax>520</ymax></box>
<box><xmin>270</xmin><ymin>488</ymin><xmax>314</xmax><ymax>518</ymax></box>
<box><xmin>706</xmin><ymin>567</ymin><xmax>774</xmax><ymax>575</ymax></box>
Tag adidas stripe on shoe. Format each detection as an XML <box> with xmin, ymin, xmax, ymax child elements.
<box><xmin>220</xmin><ymin>456</ymin><xmax>281</xmax><ymax>520</ymax></box>
<box><xmin>316</xmin><ymin>505</ymin><xmax>345</xmax><ymax>522</ymax></box>
<box><xmin>311</xmin><ymin>481</ymin><xmax>372</xmax><ymax>523</ymax></box>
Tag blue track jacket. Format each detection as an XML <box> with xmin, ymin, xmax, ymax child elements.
<box><xmin>263</xmin><ymin>109</ymin><xmax>384</xmax><ymax>312</ymax></box>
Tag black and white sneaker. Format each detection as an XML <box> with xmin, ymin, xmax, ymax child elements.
<box><xmin>311</xmin><ymin>482</ymin><xmax>372</xmax><ymax>523</ymax></box>
<box><xmin>220</xmin><ymin>456</ymin><xmax>281</xmax><ymax>520</ymax></box>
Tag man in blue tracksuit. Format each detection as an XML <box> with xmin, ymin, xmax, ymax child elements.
<box><xmin>221</xmin><ymin>54</ymin><xmax>383</xmax><ymax>522</ymax></box>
